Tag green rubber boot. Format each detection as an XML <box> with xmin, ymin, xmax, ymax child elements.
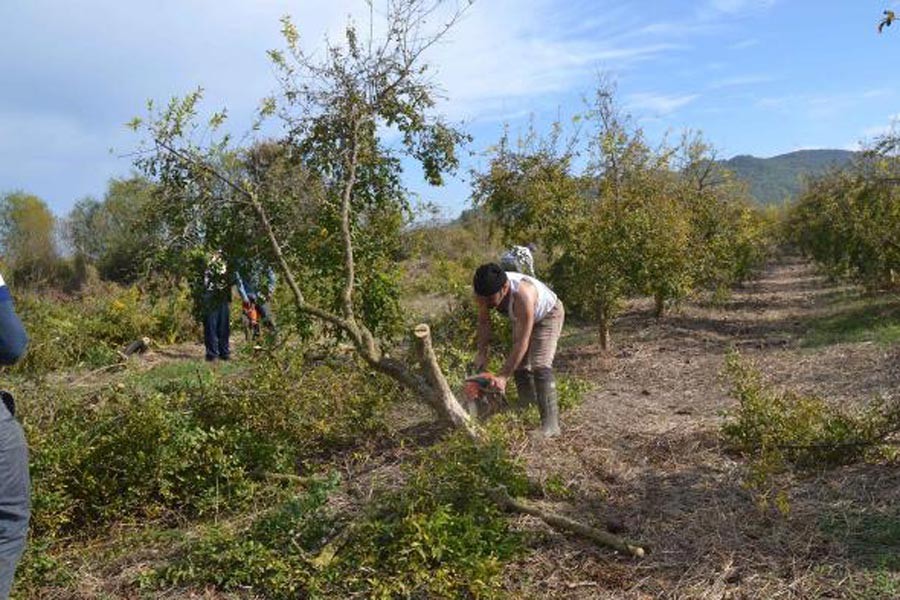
<box><xmin>534</xmin><ymin>367</ymin><xmax>561</xmax><ymax>437</ymax></box>
<box><xmin>514</xmin><ymin>369</ymin><xmax>536</xmax><ymax>410</ymax></box>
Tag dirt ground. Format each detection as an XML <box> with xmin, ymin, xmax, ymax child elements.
<box><xmin>503</xmin><ymin>257</ymin><xmax>900</xmax><ymax>599</ymax></box>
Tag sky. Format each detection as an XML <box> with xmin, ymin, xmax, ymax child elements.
<box><xmin>1</xmin><ymin>0</ymin><xmax>898</xmax><ymax>219</ymax></box>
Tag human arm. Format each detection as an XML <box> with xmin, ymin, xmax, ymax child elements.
<box><xmin>0</xmin><ymin>274</ymin><xmax>27</xmax><ymax>365</ymax></box>
<box><xmin>494</xmin><ymin>283</ymin><xmax>536</xmax><ymax>392</ymax></box>
<box><xmin>473</xmin><ymin>297</ymin><xmax>492</xmax><ymax>372</ymax></box>
<box><xmin>234</xmin><ymin>271</ymin><xmax>250</xmax><ymax>303</ymax></box>
<box><xmin>266</xmin><ymin>267</ymin><xmax>277</xmax><ymax>300</ymax></box>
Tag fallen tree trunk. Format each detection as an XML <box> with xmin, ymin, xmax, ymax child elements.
<box><xmin>490</xmin><ymin>487</ymin><xmax>646</xmax><ymax>558</ymax></box>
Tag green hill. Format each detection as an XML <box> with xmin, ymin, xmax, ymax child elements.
<box><xmin>720</xmin><ymin>149</ymin><xmax>858</xmax><ymax>205</ymax></box>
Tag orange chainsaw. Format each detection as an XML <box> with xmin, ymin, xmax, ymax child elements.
<box><xmin>463</xmin><ymin>372</ymin><xmax>508</xmax><ymax>418</ymax></box>
<box><xmin>241</xmin><ymin>301</ymin><xmax>261</xmax><ymax>341</ymax></box>
<box><xmin>464</xmin><ymin>372</ymin><xmax>507</xmax><ymax>401</ymax></box>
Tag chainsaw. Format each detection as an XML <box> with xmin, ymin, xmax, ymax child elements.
<box><xmin>463</xmin><ymin>372</ymin><xmax>508</xmax><ymax>418</ymax></box>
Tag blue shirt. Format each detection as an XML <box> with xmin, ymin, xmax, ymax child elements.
<box><xmin>0</xmin><ymin>274</ymin><xmax>28</xmax><ymax>365</ymax></box>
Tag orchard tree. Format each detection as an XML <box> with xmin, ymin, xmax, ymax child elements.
<box><xmin>476</xmin><ymin>84</ymin><xmax>770</xmax><ymax>347</ymax></box>
<box><xmin>131</xmin><ymin>0</ymin><xmax>488</xmax><ymax>432</ymax></box>
<box><xmin>789</xmin><ymin>149</ymin><xmax>900</xmax><ymax>288</ymax></box>
<box><xmin>65</xmin><ymin>176</ymin><xmax>158</xmax><ymax>282</ymax></box>
<box><xmin>471</xmin><ymin>123</ymin><xmax>581</xmax><ymax>254</ymax></box>
<box><xmin>130</xmin><ymin>0</ymin><xmax>645</xmax><ymax>556</ymax></box>
<box><xmin>676</xmin><ymin>132</ymin><xmax>770</xmax><ymax>296</ymax></box>
<box><xmin>0</xmin><ymin>191</ymin><xmax>61</xmax><ymax>285</ymax></box>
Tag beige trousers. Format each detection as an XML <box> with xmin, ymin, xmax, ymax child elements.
<box><xmin>515</xmin><ymin>299</ymin><xmax>565</xmax><ymax>370</ymax></box>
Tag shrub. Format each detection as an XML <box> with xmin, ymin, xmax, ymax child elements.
<box><xmin>721</xmin><ymin>350</ymin><xmax>900</xmax><ymax>512</ymax></box>
<box><xmin>149</xmin><ymin>425</ymin><xmax>529</xmax><ymax>599</ymax></box>
<box><xmin>13</xmin><ymin>283</ymin><xmax>197</xmax><ymax>375</ymax></box>
<box><xmin>152</xmin><ymin>475</ymin><xmax>341</xmax><ymax>600</ymax></box>
<box><xmin>20</xmin><ymin>352</ymin><xmax>402</xmax><ymax>540</ymax></box>
<box><xmin>319</xmin><ymin>423</ymin><xmax>529</xmax><ymax>598</ymax></box>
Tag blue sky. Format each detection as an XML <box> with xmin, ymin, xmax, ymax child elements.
<box><xmin>1</xmin><ymin>0</ymin><xmax>898</xmax><ymax>218</ymax></box>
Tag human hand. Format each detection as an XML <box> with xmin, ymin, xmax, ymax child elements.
<box><xmin>472</xmin><ymin>352</ymin><xmax>488</xmax><ymax>374</ymax></box>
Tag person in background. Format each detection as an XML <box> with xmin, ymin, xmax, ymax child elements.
<box><xmin>0</xmin><ymin>272</ymin><xmax>30</xmax><ymax>599</ymax></box>
<box><xmin>235</xmin><ymin>258</ymin><xmax>278</xmax><ymax>345</ymax></box>
<box><xmin>472</xmin><ymin>263</ymin><xmax>565</xmax><ymax>437</ymax></box>
<box><xmin>499</xmin><ymin>243</ymin><xmax>536</xmax><ymax>277</ymax></box>
<box><xmin>199</xmin><ymin>250</ymin><xmax>232</xmax><ymax>361</ymax></box>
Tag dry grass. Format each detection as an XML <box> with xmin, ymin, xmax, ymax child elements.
<box><xmin>500</xmin><ymin>257</ymin><xmax>900</xmax><ymax>598</ymax></box>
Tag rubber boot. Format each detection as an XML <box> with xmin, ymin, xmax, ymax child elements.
<box><xmin>534</xmin><ymin>367</ymin><xmax>561</xmax><ymax>437</ymax></box>
<box><xmin>514</xmin><ymin>369</ymin><xmax>536</xmax><ymax>410</ymax></box>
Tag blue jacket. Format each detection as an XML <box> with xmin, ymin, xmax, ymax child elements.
<box><xmin>0</xmin><ymin>274</ymin><xmax>27</xmax><ymax>365</ymax></box>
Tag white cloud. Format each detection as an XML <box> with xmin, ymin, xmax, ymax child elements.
<box><xmin>625</xmin><ymin>92</ymin><xmax>699</xmax><ymax>115</ymax></box>
<box><xmin>860</xmin><ymin>113</ymin><xmax>900</xmax><ymax>140</ymax></box>
<box><xmin>709</xmin><ymin>74</ymin><xmax>774</xmax><ymax>89</ymax></box>
<box><xmin>705</xmin><ymin>0</ymin><xmax>776</xmax><ymax>15</ymax></box>
<box><xmin>755</xmin><ymin>91</ymin><xmax>887</xmax><ymax>120</ymax></box>
<box><xmin>426</xmin><ymin>0</ymin><xmax>683</xmax><ymax>121</ymax></box>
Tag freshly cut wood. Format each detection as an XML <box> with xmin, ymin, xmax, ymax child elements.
<box><xmin>413</xmin><ymin>324</ymin><xmax>481</xmax><ymax>439</ymax></box>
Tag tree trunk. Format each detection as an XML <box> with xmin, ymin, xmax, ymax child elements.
<box><xmin>119</xmin><ymin>337</ymin><xmax>150</xmax><ymax>359</ymax></box>
<box><xmin>598</xmin><ymin>306</ymin><xmax>610</xmax><ymax>351</ymax></box>
<box><xmin>411</xmin><ymin>326</ymin><xmax>647</xmax><ymax>557</ymax></box>
<box><xmin>412</xmin><ymin>324</ymin><xmax>482</xmax><ymax>440</ymax></box>
<box><xmin>653</xmin><ymin>291</ymin><xmax>665</xmax><ymax>319</ymax></box>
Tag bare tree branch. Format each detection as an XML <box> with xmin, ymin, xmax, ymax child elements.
<box><xmin>340</xmin><ymin>118</ymin><xmax>362</xmax><ymax>321</ymax></box>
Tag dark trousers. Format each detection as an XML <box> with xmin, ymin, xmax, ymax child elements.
<box><xmin>0</xmin><ymin>399</ymin><xmax>29</xmax><ymax>600</ymax></box>
<box><xmin>256</xmin><ymin>302</ymin><xmax>277</xmax><ymax>333</ymax></box>
<box><xmin>203</xmin><ymin>302</ymin><xmax>231</xmax><ymax>360</ymax></box>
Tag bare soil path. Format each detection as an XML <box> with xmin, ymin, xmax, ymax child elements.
<box><xmin>506</xmin><ymin>256</ymin><xmax>900</xmax><ymax>599</ymax></box>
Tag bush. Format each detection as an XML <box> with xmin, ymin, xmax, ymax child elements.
<box><xmin>12</xmin><ymin>282</ymin><xmax>196</xmax><ymax>375</ymax></box>
<box><xmin>150</xmin><ymin>424</ymin><xmax>529</xmax><ymax>599</ymax></box>
<box><xmin>721</xmin><ymin>350</ymin><xmax>900</xmax><ymax>512</ymax></box>
<box><xmin>151</xmin><ymin>475</ymin><xmax>341</xmax><ymax>599</ymax></box>
<box><xmin>20</xmin><ymin>352</ymin><xmax>402</xmax><ymax>540</ymax></box>
<box><xmin>788</xmin><ymin>152</ymin><xmax>900</xmax><ymax>289</ymax></box>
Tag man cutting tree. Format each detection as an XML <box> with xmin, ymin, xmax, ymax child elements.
<box><xmin>235</xmin><ymin>258</ymin><xmax>278</xmax><ymax>346</ymax></box>
<box><xmin>472</xmin><ymin>263</ymin><xmax>565</xmax><ymax>437</ymax></box>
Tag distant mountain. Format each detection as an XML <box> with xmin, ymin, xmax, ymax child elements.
<box><xmin>719</xmin><ymin>149</ymin><xmax>858</xmax><ymax>205</ymax></box>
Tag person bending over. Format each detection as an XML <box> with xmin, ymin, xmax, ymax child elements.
<box><xmin>472</xmin><ymin>263</ymin><xmax>564</xmax><ymax>437</ymax></box>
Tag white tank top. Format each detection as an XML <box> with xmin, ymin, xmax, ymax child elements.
<box><xmin>506</xmin><ymin>272</ymin><xmax>558</xmax><ymax>323</ymax></box>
